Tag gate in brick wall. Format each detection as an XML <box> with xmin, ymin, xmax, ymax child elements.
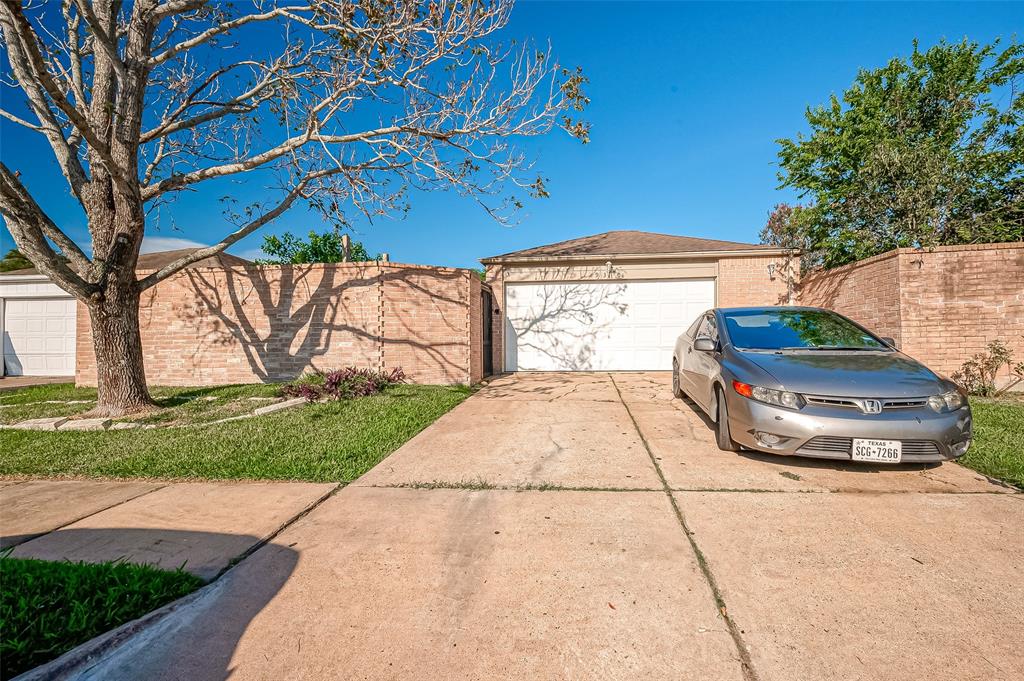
<box><xmin>481</xmin><ymin>287</ymin><xmax>494</xmax><ymax>376</ymax></box>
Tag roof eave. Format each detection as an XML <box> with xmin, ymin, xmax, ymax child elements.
<box><xmin>480</xmin><ymin>247</ymin><xmax>795</xmax><ymax>265</ymax></box>
<box><xmin>0</xmin><ymin>272</ymin><xmax>51</xmax><ymax>282</ymax></box>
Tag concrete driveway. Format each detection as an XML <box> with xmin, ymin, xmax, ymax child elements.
<box><xmin>34</xmin><ymin>373</ymin><xmax>1023</xmax><ymax>681</ymax></box>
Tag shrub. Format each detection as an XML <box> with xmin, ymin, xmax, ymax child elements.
<box><xmin>282</xmin><ymin>367</ymin><xmax>406</xmax><ymax>401</ymax></box>
<box><xmin>0</xmin><ymin>557</ymin><xmax>201</xmax><ymax>678</ymax></box>
<box><xmin>952</xmin><ymin>340</ymin><xmax>1024</xmax><ymax>396</ymax></box>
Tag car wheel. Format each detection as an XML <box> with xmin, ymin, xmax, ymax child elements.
<box><xmin>714</xmin><ymin>386</ymin><xmax>740</xmax><ymax>452</ymax></box>
<box><xmin>672</xmin><ymin>359</ymin><xmax>684</xmax><ymax>398</ymax></box>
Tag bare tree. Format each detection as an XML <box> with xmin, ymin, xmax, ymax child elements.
<box><xmin>0</xmin><ymin>0</ymin><xmax>589</xmax><ymax>415</ymax></box>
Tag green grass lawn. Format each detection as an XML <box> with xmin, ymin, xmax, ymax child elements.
<box><xmin>958</xmin><ymin>396</ymin><xmax>1024</xmax><ymax>489</ymax></box>
<box><xmin>0</xmin><ymin>384</ymin><xmax>470</xmax><ymax>481</ymax></box>
<box><xmin>0</xmin><ymin>557</ymin><xmax>202</xmax><ymax>679</ymax></box>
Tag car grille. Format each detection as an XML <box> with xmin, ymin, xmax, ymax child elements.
<box><xmin>798</xmin><ymin>437</ymin><xmax>940</xmax><ymax>457</ymax></box>
<box><xmin>804</xmin><ymin>395</ymin><xmax>929</xmax><ymax>410</ymax></box>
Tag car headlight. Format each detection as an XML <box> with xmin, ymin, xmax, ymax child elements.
<box><xmin>732</xmin><ymin>380</ymin><xmax>804</xmax><ymax>409</ymax></box>
<box><xmin>928</xmin><ymin>390</ymin><xmax>965</xmax><ymax>413</ymax></box>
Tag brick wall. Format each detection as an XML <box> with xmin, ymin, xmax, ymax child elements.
<box><xmin>76</xmin><ymin>262</ymin><xmax>483</xmax><ymax>387</ymax></box>
<box><xmin>484</xmin><ymin>264</ymin><xmax>506</xmax><ymax>373</ymax></box>
<box><xmin>716</xmin><ymin>255</ymin><xmax>795</xmax><ymax>308</ymax></box>
<box><xmin>801</xmin><ymin>243</ymin><xmax>1024</xmax><ymax>383</ymax></box>
<box><xmin>799</xmin><ymin>251</ymin><xmax>903</xmax><ymax>345</ymax></box>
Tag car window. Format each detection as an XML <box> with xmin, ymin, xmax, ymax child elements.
<box><xmin>696</xmin><ymin>315</ymin><xmax>716</xmax><ymax>340</ymax></box>
<box><xmin>707</xmin><ymin>315</ymin><xmax>719</xmax><ymax>342</ymax></box>
<box><xmin>685</xmin><ymin>316</ymin><xmax>703</xmax><ymax>338</ymax></box>
<box><xmin>722</xmin><ymin>309</ymin><xmax>887</xmax><ymax>350</ymax></box>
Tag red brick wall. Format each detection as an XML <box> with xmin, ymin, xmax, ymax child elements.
<box><xmin>716</xmin><ymin>255</ymin><xmax>795</xmax><ymax>308</ymax></box>
<box><xmin>801</xmin><ymin>243</ymin><xmax>1024</xmax><ymax>383</ymax></box>
<box><xmin>76</xmin><ymin>262</ymin><xmax>482</xmax><ymax>387</ymax></box>
<box><xmin>799</xmin><ymin>251</ymin><xmax>903</xmax><ymax>345</ymax></box>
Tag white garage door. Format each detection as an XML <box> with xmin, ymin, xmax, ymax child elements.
<box><xmin>505</xmin><ymin>279</ymin><xmax>715</xmax><ymax>371</ymax></box>
<box><xmin>3</xmin><ymin>298</ymin><xmax>77</xmax><ymax>376</ymax></box>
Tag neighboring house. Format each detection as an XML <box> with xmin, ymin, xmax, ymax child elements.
<box><xmin>0</xmin><ymin>249</ymin><xmax>248</xmax><ymax>378</ymax></box>
<box><xmin>481</xmin><ymin>231</ymin><xmax>792</xmax><ymax>372</ymax></box>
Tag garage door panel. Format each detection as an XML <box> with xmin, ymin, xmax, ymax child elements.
<box><xmin>3</xmin><ymin>297</ymin><xmax>76</xmax><ymax>376</ymax></box>
<box><xmin>506</xmin><ymin>279</ymin><xmax>714</xmax><ymax>371</ymax></box>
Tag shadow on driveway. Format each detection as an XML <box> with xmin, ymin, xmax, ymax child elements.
<box><xmin>14</xmin><ymin>528</ymin><xmax>298</xmax><ymax>681</ymax></box>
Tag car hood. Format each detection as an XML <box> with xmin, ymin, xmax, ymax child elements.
<box><xmin>739</xmin><ymin>350</ymin><xmax>945</xmax><ymax>398</ymax></box>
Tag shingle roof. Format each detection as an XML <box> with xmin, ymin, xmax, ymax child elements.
<box><xmin>481</xmin><ymin>230</ymin><xmax>779</xmax><ymax>263</ymax></box>
<box><xmin>2</xmin><ymin>248</ymin><xmax>250</xmax><ymax>276</ymax></box>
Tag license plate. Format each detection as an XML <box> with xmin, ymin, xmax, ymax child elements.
<box><xmin>852</xmin><ymin>438</ymin><xmax>902</xmax><ymax>463</ymax></box>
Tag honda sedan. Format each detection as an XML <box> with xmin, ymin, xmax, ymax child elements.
<box><xmin>672</xmin><ymin>307</ymin><xmax>972</xmax><ymax>463</ymax></box>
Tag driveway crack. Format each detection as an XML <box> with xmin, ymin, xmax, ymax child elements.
<box><xmin>610</xmin><ymin>374</ymin><xmax>760</xmax><ymax>681</ymax></box>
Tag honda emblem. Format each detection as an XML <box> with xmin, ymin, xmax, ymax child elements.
<box><xmin>861</xmin><ymin>399</ymin><xmax>883</xmax><ymax>414</ymax></box>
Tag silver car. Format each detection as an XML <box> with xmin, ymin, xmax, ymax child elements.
<box><xmin>672</xmin><ymin>306</ymin><xmax>972</xmax><ymax>463</ymax></box>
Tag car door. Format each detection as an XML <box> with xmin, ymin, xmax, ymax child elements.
<box><xmin>683</xmin><ymin>314</ymin><xmax>719</xmax><ymax>411</ymax></box>
<box><xmin>675</xmin><ymin>315</ymin><xmax>703</xmax><ymax>395</ymax></box>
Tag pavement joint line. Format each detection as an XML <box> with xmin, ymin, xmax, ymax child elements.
<box><xmin>668</xmin><ymin>487</ymin><xmax>1020</xmax><ymax>495</ymax></box>
<box><xmin>359</xmin><ymin>482</ymin><xmax>663</xmax><ymax>492</ymax></box>
<box><xmin>3</xmin><ymin>482</ymin><xmax>169</xmax><ymax>549</ymax></box>
<box><xmin>609</xmin><ymin>373</ymin><xmax>761</xmax><ymax>681</ymax></box>
<box><xmin>211</xmin><ymin>481</ymin><xmax>346</xmax><ymax>582</ymax></box>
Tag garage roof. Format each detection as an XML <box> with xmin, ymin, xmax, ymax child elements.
<box><xmin>1</xmin><ymin>248</ymin><xmax>250</xmax><ymax>276</ymax></box>
<box><xmin>480</xmin><ymin>230</ymin><xmax>785</xmax><ymax>263</ymax></box>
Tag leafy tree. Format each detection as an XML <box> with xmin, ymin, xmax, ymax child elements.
<box><xmin>760</xmin><ymin>203</ymin><xmax>819</xmax><ymax>273</ymax></box>
<box><xmin>258</xmin><ymin>230</ymin><xmax>376</xmax><ymax>264</ymax></box>
<box><xmin>775</xmin><ymin>39</ymin><xmax>1024</xmax><ymax>269</ymax></box>
<box><xmin>0</xmin><ymin>248</ymin><xmax>33</xmax><ymax>272</ymax></box>
<box><xmin>0</xmin><ymin>1</ymin><xmax>588</xmax><ymax>415</ymax></box>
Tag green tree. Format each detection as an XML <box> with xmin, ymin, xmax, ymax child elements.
<box><xmin>775</xmin><ymin>38</ymin><xmax>1024</xmax><ymax>269</ymax></box>
<box><xmin>760</xmin><ymin>203</ymin><xmax>820</xmax><ymax>273</ymax></box>
<box><xmin>0</xmin><ymin>249</ymin><xmax>33</xmax><ymax>272</ymax></box>
<box><xmin>258</xmin><ymin>231</ymin><xmax>377</xmax><ymax>264</ymax></box>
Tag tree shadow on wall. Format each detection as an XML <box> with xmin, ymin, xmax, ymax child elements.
<box><xmin>176</xmin><ymin>264</ymin><xmax>470</xmax><ymax>382</ymax></box>
<box><xmin>798</xmin><ymin>264</ymin><xmax>853</xmax><ymax>310</ymax></box>
<box><xmin>506</xmin><ymin>276</ymin><xmax>629</xmax><ymax>371</ymax></box>
<box><xmin>378</xmin><ymin>266</ymin><xmax>475</xmax><ymax>381</ymax></box>
<box><xmin>180</xmin><ymin>264</ymin><xmax>380</xmax><ymax>382</ymax></box>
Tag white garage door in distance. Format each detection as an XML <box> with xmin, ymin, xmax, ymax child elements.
<box><xmin>505</xmin><ymin>279</ymin><xmax>715</xmax><ymax>371</ymax></box>
<box><xmin>3</xmin><ymin>298</ymin><xmax>77</xmax><ymax>376</ymax></box>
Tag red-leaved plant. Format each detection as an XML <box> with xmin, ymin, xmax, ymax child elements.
<box><xmin>283</xmin><ymin>367</ymin><xmax>407</xmax><ymax>402</ymax></box>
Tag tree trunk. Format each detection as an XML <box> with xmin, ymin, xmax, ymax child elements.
<box><xmin>87</xmin><ymin>286</ymin><xmax>157</xmax><ymax>416</ymax></box>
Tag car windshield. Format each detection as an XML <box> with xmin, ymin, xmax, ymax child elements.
<box><xmin>722</xmin><ymin>310</ymin><xmax>888</xmax><ymax>351</ymax></box>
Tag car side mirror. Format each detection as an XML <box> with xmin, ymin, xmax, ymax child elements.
<box><xmin>694</xmin><ymin>337</ymin><xmax>716</xmax><ymax>352</ymax></box>
<box><xmin>880</xmin><ymin>336</ymin><xmax>898</xmax><ymax>349</ymax></box>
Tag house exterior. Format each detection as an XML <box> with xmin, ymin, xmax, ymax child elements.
<box><xmin>481</xmin><ymin>231</ymin><xmax>793</xmax><ymax>372</ymax></box>
<box><xmin>4</xmin><ymin>232</ymin><xmax>1018</xmax><ymax>386</ymax></box>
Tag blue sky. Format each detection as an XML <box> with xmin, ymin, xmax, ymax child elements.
<box><xmin>1</xmin><ymin>1</ymin><xmax>1020</xmax><ymax>269</ymax></box>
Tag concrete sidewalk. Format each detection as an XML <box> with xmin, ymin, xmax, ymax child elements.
<box><xmin>8</xmin><ymin>372</ymin><xmax>1023</xmax><ymax>681</ymax></box>
<box><xmin>2</xmin><ymin>480</ymin><xmax>335</xmax><ymax>580</ymax></box>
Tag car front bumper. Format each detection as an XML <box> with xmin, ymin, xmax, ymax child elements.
<box><xmin>726</xmin><ymin>393</ymin><xmax>973</xmax><ymax>462</ymax></box>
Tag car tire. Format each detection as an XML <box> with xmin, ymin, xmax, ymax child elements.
<box><xmin>714</xmin><ymin>386</ymin><xmax>740</xmax><ymax>452</ymax></box>
<box><xmin>672</xmin><ymin>359</ymin><xmax>684</xmax><ymax>399</ymax></box>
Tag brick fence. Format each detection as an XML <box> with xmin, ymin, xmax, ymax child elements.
<box><xmin>76</xmin><ymin>262</ymin><xmax>488</xmax><ymax>387</ymax></box>
<box><xmin>800</xmin><ymin>243</ymin><xmax>1024</xmax><ymax>384</ymax></box>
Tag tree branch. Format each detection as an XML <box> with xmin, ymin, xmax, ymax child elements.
<box><xmin>0</xmin><ymin>1</ymin><xmax>130</xmax><ymax>195</ymax></box>
<box><xmin>148</xmin><ymin>5</ymin><xmax>311</xmax><ymax>66</ymax></box>
<box><xmin>71</xmin><ymin>0</ymin><xmax>127</xmax><ymax>83</ymax></box>
<box><xmin>141</xmin><ymin>126</ymin><xmax>406</xmax><ymax>200</ymax></box>
<box><xmin>138</xmin><ymin>167</ymin><xmax>344</xmax><ymax>289</ymax></box>
<box><xmin>0</xmin><ymin>163</ymin><xmax>94</xmax><ymax>297</ymax></box>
